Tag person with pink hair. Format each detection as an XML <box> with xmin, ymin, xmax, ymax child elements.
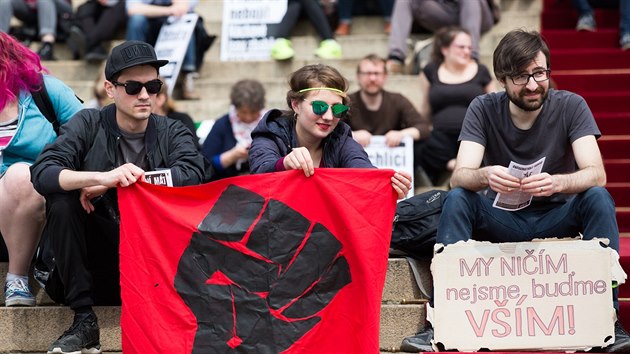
<box><xmin>0</xmin><ymin>32</ymin><xmax>82</xmax><ymax>307</ymax></box>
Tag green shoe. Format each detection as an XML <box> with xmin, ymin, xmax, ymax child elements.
<box><xmin>314</xmin><ymin>39</ymin><xmax>342</xmax><ymax>59</ymax></box>
<box><xmin>271</xmin><ymin>38</ymin><xmax>295</xmax><ymax>60</ymax></box>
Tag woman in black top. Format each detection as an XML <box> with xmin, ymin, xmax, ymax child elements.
<box><xmin>416</xmin><ymin>26</ymin><xmax>494</xmax><ymax>185</ymax></box>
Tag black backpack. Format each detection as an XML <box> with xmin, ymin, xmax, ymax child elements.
<box><xmin>31</xmin><ymin>76</ymin><xmax>83</xmax><ymax>135</ymax></box>
<box><xmin>390</xmin><ymin>189</ymin><xmax>448</xmax><ymax>259</ymax></box>
<box><xmin>31</xmin><ymin>81</ymin><xmax>60</xmax><ymax>135</ymax></box>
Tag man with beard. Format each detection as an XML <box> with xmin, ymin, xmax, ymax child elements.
<box><xmin>347</xmin><ymin>54</ymin><xmax>430</xmax><ymax>149</ymax></box>
<box><xmin>399</xmin><ymin>29</ymin><xmax>630</xmax><ymax>352</ymax></box>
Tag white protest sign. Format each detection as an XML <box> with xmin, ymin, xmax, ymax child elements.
<box><xmin>220</xmin><ymin>0</ymin><xmax>287</xmax><ymax>61</ymax></box>
<box><xmin>363</xmin><ymin>135</ymin><xmax>414</xmax><ymax>198</ymax></box>
<box><xmin>144</xmin><ymin>169</ymin><xmax>173</xmax><ymax>187</ymax></box>
<box><xmin>430</xmin><ymin>238</ymin><xmax>625</xmax><ymax>352</ymax></box>
<box><xmin>154</xmin><ymin>13</ymin><xmax>198</xmax><ymax>97</ymax></box>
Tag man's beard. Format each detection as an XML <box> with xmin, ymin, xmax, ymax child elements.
<box><xmin>507</xmin><ymin>86</ymin><xmax>548</xmax><ymax>112</ymax></box>
<box><xmin>362</xmin><ymin>86</ymin><xmax>382</xmax><ymax>97</ymax></box>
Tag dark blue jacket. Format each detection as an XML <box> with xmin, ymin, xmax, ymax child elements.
<box><xmin>201</xmin><ymin>114</ymin><xmax>247</xmax><ymax>180</ymax></box>
<box><xmin>249</xmin><ymin>109</ymin><xmax>374</xmax><ymax>173</ymax></box>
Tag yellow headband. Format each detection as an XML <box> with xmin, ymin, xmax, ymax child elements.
<box><xmin>298</xmin><ymin>87</ymin><xmax>347</xmax><ymax>97</ymax></box>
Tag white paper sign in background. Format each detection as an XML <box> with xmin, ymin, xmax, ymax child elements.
<box><xmin>363</xmin><ymin>135</ymin><xmax>414</xmax><ymax>198</ymax></box>
<box><xmin>220</xmin><ymin>0</ymin><xmax>288</xmax><ymax>61</ymax></box>
<box><xmin>154</xmin><ymin>13</ymin><xmax>199</xmax><ymax>97</ymax></box>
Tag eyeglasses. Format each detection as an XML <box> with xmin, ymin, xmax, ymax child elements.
<box><xmin>510</xmin><ymin>69</ymin><xmax>551</xmax><ymax>86</ymax></box>
<box><xmin>112</xmin><ymin>79</ymin><xmax>163</xmax><ymax>95</ymax></box>
<box><xmin>305</xmin><ymin>99</ymin><xmax>349</xmax><ymax>119</ymax></box>
<box><xmin>358</xmin><ymin>71</ymin><xmax>385</xmax><ymax>77</ymax></box>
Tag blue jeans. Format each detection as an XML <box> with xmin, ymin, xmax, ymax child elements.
<box><xmin>571</xmin><ymin>0</ymin><xmax>593</xmax><ymax>16</ymax></box>
<box><xmin>572</xmin><ymin>0</ymin><xmax>630</xmax><ymax>35</ymax></box>
<box><xmin>127</xmin><ymin>14</ymin><xmax>197</xmax><ymax>72</ymax></box>
<box><xmin>336</xmin><ymin>0</ymin><xmax>394</xmax><ymax>23</ymax></box>
<box><xmin>437</xmin><ymin>187</ymin><xmax>620</xmax><ymax>307</ymax></box>
<box><xmin>622</xmin><ymin>0</ymin><xmax>630</xmax><ymax>35</ymax></box>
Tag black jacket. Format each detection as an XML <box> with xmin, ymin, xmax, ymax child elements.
<box><xmin>31</xmin><ymin>104</ymin><xmax>211</xmax><ymax>196</ymax></box>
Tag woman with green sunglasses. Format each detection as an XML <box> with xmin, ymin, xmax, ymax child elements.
<box><xmin>249</xmin><ymin>64</ymin><xmax>411</xmax><ymax>199</ymax></box>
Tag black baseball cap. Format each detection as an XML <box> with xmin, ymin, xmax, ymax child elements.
<box><xmin>105</xmin><ymin>40</ymin><xmax>169</xmax><ymax>81</ymax></box>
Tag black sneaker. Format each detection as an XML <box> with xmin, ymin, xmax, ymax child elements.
<box><xmin>67</xmin><ymin>26</ymin><xmax>86</xmax><ymax>59</ymax></box>
<box><xmin>605</xmin><ymin>321</ymin><xmax>630</xmax><ymax>352</ymax></box>
<box><xmin>85</xmin><ymin>45</ymin><xmax>108</xmax><ymax>63</ymax></box>
<box><xmin>400</xmin><ymin>324</ymin><xmax>434</xmax><ymax>352</ymax></box>
<box><xmin>37</xmin><ymin>42</ymin><xmax>56</xmax><ymax>61</ymax></box>
<box><xmin>47</xmin><ymin>312</ymin><xmax>101</xmax><ymax>354</ymax></box>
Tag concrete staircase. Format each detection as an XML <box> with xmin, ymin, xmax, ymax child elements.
<box><xmin>0</xmin><ymin>258</ymin><xmax>429</xmax><ymax>353</ymax></box>
<box><xmin>39</xmin><ymin>0</ymin><xmax>542</xmax><ymax>121</ymax></box>
<box><xmin>0</xmin><ymin>0</ymin><xmax>544</xmax><ymax>352</ymax></box>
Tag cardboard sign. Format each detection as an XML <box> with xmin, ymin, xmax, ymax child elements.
<box><xmin>429</xmin><ymin>238</ymin><xmax>626</xmax><ymax>352</ymax></box>
<box><xmin>220</xmin><ymin>0</ymin><xmax>287</xmax><ymax>61</ymax></box>
<box><xmin>154</xmin><ymin>13</ymin><xmax>198</xmax><ymax>96</ymax></box>
<box><xmin>363</xmin><ymin>135</ymin><xmax>414</xmax><ymax>198</ymax></box>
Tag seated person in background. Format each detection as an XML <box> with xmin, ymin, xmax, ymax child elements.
<box><xmin>572</xmin><ymin>0</ymin><xmax>630</xmax><ymax>50</ymax></box>
<box><xmin>0</xmin><ymin>32</ymin><xmax>82</xmax><ymax>307</ymax></box>
<box><xmin>401</xmin><ymin>29</ymin><xmax>630</xmax><ymax>353</ymax></box>
<box><xmin>84</xmin><ymin>70</ymin><xmax>113</xmax><ymax>109</ymax></box>
<box><xmin>415</xmin><ymin>26</ymin><xmax>494</xmax><ymax>186</ymax></box>
<box><xmin>153</xmin><ymin>81</ymin><xmax>199</xmax><ymax>147</ymax></box>
<box><xmin>334</xmin><ymin>0</ymin><xmax>394</xmax><ymax>35</ymax></box>
<box><xmin>347</xmin><ymin>53</ymin><xmax>430</xmax><ymax>149</ymax></box>
<box><xmin>248</xmin><ymin>63</ymin><xmax>412</xmax><ymax>199</ymax></box>
<box><xmin>126</xmin><ymin>0</ymin><xmax>201</xmax><ymax>100</ymax></box>
<box><xmin>269</xmin><ymin>0</ymin><xmax>342</xmax><ymax>61</ymax></box>
<box><xmin>347</xmin><ymin>53</ymin><xmax>429</xmax><ymax>182</ymax></box>
<box><xmin>202</xmin><ymin>79</ymin><xmax>266</xmax><ymax>180</ymax></box>
<box><xmin>0</xmin><ymin>0</ymin><xmax>73</xmax><ymax>60</ymax></box>
<box><xmin>67</xmin><ymin>0</ymin><xmax>127</xmax><ymax>62</ymax></box>
<box><xmin>386</xmin><ymin>0</ymin><xmax>495</xmax><ymax>74</ymax></box>
<box><xmin>30</xmin><ymin>40</ymin><xmax>210</xmax><ymax>354</ymax></box>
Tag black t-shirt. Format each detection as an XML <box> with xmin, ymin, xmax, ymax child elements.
<box><xmin>423</xmin><ymin>61</ymin><xmax>492</xmax><ymax>133</ymax></box>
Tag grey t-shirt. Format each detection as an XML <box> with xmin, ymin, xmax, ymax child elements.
<box><xmin>118</xmin><ymin>130</ymin><xmax>148</xmax><ymax>171</ymax></box>
<box><xmin>459</xmin><ymin>89</ymin><xmax>600</xmax><ymax>202</ymax></box>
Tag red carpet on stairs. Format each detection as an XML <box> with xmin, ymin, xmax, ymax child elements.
<box><xmin>541</xmin><ymin>0</ymin><xmax>630</xmax><ymax>332</ymax></box>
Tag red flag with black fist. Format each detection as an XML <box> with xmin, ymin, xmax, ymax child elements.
<box><xmin>118</xmin><ymin>169</ymin><xmax>397</xmax><ymax>354</ymax></box>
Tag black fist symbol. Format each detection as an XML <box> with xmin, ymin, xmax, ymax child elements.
<box><xmin>174</xmin><ymin>185</ymin><xmax>352</xmax><ymax>353</ymax></box>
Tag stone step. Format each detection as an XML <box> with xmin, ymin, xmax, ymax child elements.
<box><xmin>38</xmin><ymin>0</ymin><xmax>544</xmax><ymax>125</ymax></box>
<box><xmin>51</xmin><ymin>73</ymin><xmax>428</xmax><ymax>125</ymax></box>
<box><xmin>0</xmin><ymin>303</ymin><xmax>425</xmax><ymax>352</ymax></box>
<box><xmin>61</xmin><ymin>74</ymin><xmax>427</xmax><ymax>122</ymax></box>
<box><xmin>0</xmin><ymin>306</ymin><xmax>122</xmax><ymax>353</ymax></box>
<box><xmin>0</xmin><ymin>258</ymin><xmax>427</xmax><ymax>351</ymax></box>
<box><xmin>44</xmin><ymin>51</ymin><xmax>494</xmax><ymax>83</ymax></box>
<box><xmin>193</xmin><ymin>0</ymin><xmax>542</xmax><ymax>29</ymax></box>
<box><xmin>41</xmin><ymin>0</ymin><xmax>542</xmax><ymax>77</ymax></box>
<box><xmin>0</xmin><ymin>257</ymin><xmax>429</xmax><ymax>307</ymax></box>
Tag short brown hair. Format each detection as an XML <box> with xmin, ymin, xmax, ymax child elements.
<box><xmin>493</xmin><ymin>29</ymin><xmax>550</xmax><ymax>82</ymax></box>
<box><xmin>357</xmin><ymin>54</ymin><xmax>387</xmax><ymax>74</ymax></box>
<box><xmin>286</xmin><ymin>64</ymin><xmax>349</xmax><ymax>111</ymax></box>
<box><xmin>431</xmin><ymin>26</ymin><xmax>471</xmax><ymax>63</ymax></box>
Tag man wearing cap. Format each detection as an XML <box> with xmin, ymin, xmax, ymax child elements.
<box><xmin>30</xmin><ymin>40</ymin><xmax>211</xmax><ymax>354</ymax></box>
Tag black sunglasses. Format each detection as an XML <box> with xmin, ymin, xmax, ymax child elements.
<box><xmin>112</xmin><ymin>79</ymin><xmax>163</xmax><ymax>95</ymax></box>
<box><xmin>305</xmin><ymin>99</ymin><xmax>349</xmax><ymax>119</ymax></box>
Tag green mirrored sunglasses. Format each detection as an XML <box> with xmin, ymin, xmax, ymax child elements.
<box><xmin>306</xmin><ymin>100</ymin><xmax>349</xmax><ymax>119</ymax></box>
